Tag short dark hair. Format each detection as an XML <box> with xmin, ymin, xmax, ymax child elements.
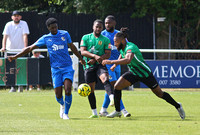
<box><xmin>46</xmin><ymin>18</ymin><xmax>58</xmax><ymax>27</ymax></box>
<box><xmin>93</xmin><ymin>19</ymin><xmax>103</xmax><ymax>25</ymax></box>
<box><xmin>105</xmin><ymin>15</ymin><xmax>116</xmax><ymax>21</ymax></box>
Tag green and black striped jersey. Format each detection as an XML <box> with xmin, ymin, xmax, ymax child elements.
<box><xmin>120</xmin><ymin>42</ymin><xmax>152</xmax><ymax>78</ymax></box>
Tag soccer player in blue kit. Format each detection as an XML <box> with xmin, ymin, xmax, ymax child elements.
<box><xmin>8</xmin><ymin>18</ymin><xmax>86</xmax><ymax>120</ymax></box>
<box><xmin>100</xmin><ymin>15</ymin><xmax>131</xmax><ymax>117</ymax></box>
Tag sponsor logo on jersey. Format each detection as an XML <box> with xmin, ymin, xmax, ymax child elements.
<box><xmin>127</xmin><ymin>49</ymin><xmax>132</xmax><ymax>53</ymax></box>
<box><xmin>52</xmin><ymin>44</ymin><xmax>64</xmax><ymax>51</ymax></box>
<box><xmin>98</xmin><ymin>41</ymin><xmax>102</xmax><ymax>45</ymax></box>
<box><xmin>108</xmin><ymin>43</ymin><xmax>112</xmax><ymax>49</ymax></box>
<box><xmin>61</xmin><ymin>37</ymin><xmax>65</xmax><ymax>41</ymax></box>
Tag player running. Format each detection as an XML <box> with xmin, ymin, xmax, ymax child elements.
<box><xmin>7</xmin><ymin>18</ymin><xmax>86</xmax><ymax>120</ymax></box>
<box><xmin>99</xmin><ymin>15</ymin><xmax>131</xmax><ymax>117</ymax></box>
<box><xmin>102</xmin><ymin>28</ymin><xmax>185</xmax><ymax>120</ymax></box>
<box><xmin>80</xmin><ymin>19</ymin><xmax>114</xmax><ymax>118</ymax></box>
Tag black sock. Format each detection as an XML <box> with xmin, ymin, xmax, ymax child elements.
<box><xmin>88</xmin><ymin>93</ymin><xmax>96</xmax><ymax>109</ymax></box>
<box><xmin>162</xmin><ymin>92</ymin><xmax>180</xmax><ymax>109</ymax></box>
<box><xmin>103</xmin><ymin>80</ymin><xmax>113</xmax><ymax>95</ymax></box>
<box><xmin>114</xmin><ymin>89</ymin><xmax>121</xmax><ymax>112</ymax></box>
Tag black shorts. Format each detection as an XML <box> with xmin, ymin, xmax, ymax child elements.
<box><xmin>84</xmin><ymin>64</ymin><xmax>108</xmax><ymax>83</ymax></box>
<box><xmin>122</xmin><ymin>71</ymin><xmax>158</xmax><ymax>89</ymax></box>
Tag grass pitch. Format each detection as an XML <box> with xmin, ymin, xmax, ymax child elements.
<box><xmin>0</xmin><ymin>89</ymin><xmax>199</xmax><ymax>135</ymax></box>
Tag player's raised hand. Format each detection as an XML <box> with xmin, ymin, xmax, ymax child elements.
<box><xmin>102</xmin><ymin>60</ymin><xmax>112</xmax><ymax>66</ymax></box>
<box><xmin>7</xmin><ymin>56</ymin><xmax>16</xmax><ymax>62</ymax></box>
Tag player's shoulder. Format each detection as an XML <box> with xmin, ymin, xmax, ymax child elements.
<box><xmin>114</xmin><ymin>29</ymin><xmax>120</xmax><ymax>34</ymax></box>
<box><xmin>127</xmin><ymin>42</ymin><xmax>135</xmax><ymax>47</ymax></box>
<box><xmin>126</xmin><ymin>42</ymin><xmax>139</xmax><ymax>50</ymax></box>
<box><xmin>101</xmin><ymin>30</ymin><xmax>107</xmax><ymax>35</ymax></box>
<box><xmin>40</xmin><ymin>33</ymin><xmax>51</xmax><ymax>40</ymax></box>
<box><xmin>58</xmin><ymin>30</ymin><xmax>70</xmax><ymax>35</ymax></box>
<box><xmin>82</xmin><ymin>33</ymin><xmax>92</xmax><ymax>39</ymax></box>
<box><xmin>100</xmin><ymin>34</ymin><xmax>110</xmax><ymax>41</ymax></box>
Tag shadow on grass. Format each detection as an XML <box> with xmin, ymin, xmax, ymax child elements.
<box><xmin>69</xmin><ymin>115</ymin><xmax>194</xmax><ymax>121</ymax></box>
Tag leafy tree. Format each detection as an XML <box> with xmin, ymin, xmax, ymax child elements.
<box><xmin>0</xmin><ymin>0</ymin><xmax>50</xmax><ymax>12</ymax></box>
<box><xmin>132</xmin><ymin>0</ymin><xmax>200</xmax><ymax>59</ymax></box>
<box><xmin>74</xmin><ymin>0</ymin><xmax>134</xmax><ymax>18</ymax></box>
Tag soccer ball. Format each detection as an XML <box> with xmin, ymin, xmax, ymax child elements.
<box><xmin>78</xmin><ymin>83</ymin><xmax>91</xmax><ymax>97</ymax></box>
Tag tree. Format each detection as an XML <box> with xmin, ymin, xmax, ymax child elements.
<box><xmin>132</xmin><ymin>0</ymin><xmax>200</xmax><ymax>59</ymax></box>
<box><xmin>0</xmin><ymin>0</ymin><xmax>67</xmax><ymax>13</ymax></box>
<box><xmin>74</xmin><ymin>0</ymin><xmax>134</xmax><ymax>18</ymax></box>
<box><xmin>0</xmin><ymin>0</ymin><xmax>134</xmax><ymax>17</ymax></box>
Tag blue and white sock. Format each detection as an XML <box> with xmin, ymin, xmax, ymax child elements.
<box><xmin>101</xmin><ymin>93</ymin><xmax>126</xmax><ymax>112</ymax></box>
<box><xmin>55</xmin><ymin>96</ymin><xmax>64</xmax><ymax>106</ymax></box>
<box><xmin>65</xmin><ymin>94</ymin><xmax>72</xmax><ymax>114</ymax></box>
<box><xmin>120</xmin><ymin>99</ymin><xmax>125</xmax><ymax>111</ymax></box>
<box><xmin>102</xmin><ymin>93</ymin><xmax>110</xmax><ymax>108</ymax></box>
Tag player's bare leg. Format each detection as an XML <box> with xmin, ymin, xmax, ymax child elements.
<box><xmin>151</xmin><ymin>85</ymin><xmax>185</xmax><ymax>120</ymax></box>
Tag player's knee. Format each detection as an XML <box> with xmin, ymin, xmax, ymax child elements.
<box><xmin>103</xmin><ymin>80</ymin><xmax>113</xmax><ymax>95</ymax></box>
<box><xmin>65</xmin><ymin>89</ymin><xmax>71</xmax><ymax>96</ymax></box>
<box><xmin>56</xmin><ymin>94</ymin><xmax>62</xmax><ymax>99</ymax></box>
<box><xmin>152</xmin><ymin>86</ymin><xmax>163</xmax><ymax>98</ymax></box>
<box><xmin>114</xmin><ymin>84</ymin><xmax>121</xmax><ymax>90</ymax></box>
<box><xmin>154</xmin><ymin>90</ymin><xmax>163</xmax><ymax>98</ymax></box>
<box><xmin>100</xmin><ymin>74</ymin><xmax>109</xmax><ymax>83</ymax></box>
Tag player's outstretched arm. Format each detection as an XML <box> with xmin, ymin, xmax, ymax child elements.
<box><xmin>110</xmin><ymin>54</ymin><xmax>122</xmax><ymax>71</ymax></box>
<box><xmin>102</xmin><ymin>53</ymin><xmax>134</xmax><ymax>66</ymax></box>
<box><xmin>68</xmin><ymin>43</ymin><xmax>86</xmax><ymax>66</ymax></box>
<box><xmin>7</xmin><ymin>44</ymin><xmax>38</xmax><ymax>62</ymax></box>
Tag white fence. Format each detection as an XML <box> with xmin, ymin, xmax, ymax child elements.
<box><xmin>1</xmin><ymin>44</ymin><xmax>200</xmax><ymax>89</ymax></box>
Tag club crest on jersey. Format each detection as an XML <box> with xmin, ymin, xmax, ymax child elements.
<box><xmin>98</xmin><ymin>41</ymin><xmax>102</xmax><ymax>45</ymax></box>
<box><xmin>61</xmin><ymin>37</ymin><xmax>65</xmax><ymax>41</ymax></box>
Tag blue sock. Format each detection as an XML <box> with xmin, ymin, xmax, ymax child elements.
<box><xmin>55</xmin><ymin>96</ymin><xmax>64</xmax><ymax>106</ymax></box>
<box><xmin>102</xmin><ymin>93</ymin><xmax>110</xmax><ymax>108</ymax></box>
<box><xmin>65</xmin><ymin>94</ymin><xmax>72</xmax><ymax>114</ymax></box>
<box><xmin>120</xmin><ymin>99</ymin><xmax>125</xmax><ymax>111</ymax></box>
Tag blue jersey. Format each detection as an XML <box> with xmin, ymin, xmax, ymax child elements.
<box><xmin>34</xmin><ymin>30</ymin><xmax>72</xmax><ymax>68</ymax></box>
<box><xmin>101</xmin><ymin>29</ymin><xmax>120</xmax><ymax>60</ymax></box>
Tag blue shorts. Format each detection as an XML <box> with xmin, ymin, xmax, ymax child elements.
<box><xmin>106</xmin><ymin>64</ymin><xmax>121</xmax><ymax>82</ymax></box>
<box><xmin>51</xmin><ymin>66</ymin><xmax>74</xmax><ymax>88</ymax></box>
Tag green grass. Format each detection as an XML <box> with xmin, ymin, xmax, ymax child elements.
<box><xmin>0</xmin><ymin>89</ymin><xmax>199</xmax><ymax>135</ymax></box>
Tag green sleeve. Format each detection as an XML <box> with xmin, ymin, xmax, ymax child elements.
<box><xmin>126</xmin><ymin>46</ymin><xmax>135</xmax><ymax>54</ymax></box>
<box><xmin>104</xmin><ymin>37</ymin><xmax>111</xmax><ymax>50</ymax></box>
<box><xmin>80</xmin><ymin>35</ymin><xmax>88</xmax><ymax>47</ymax></box>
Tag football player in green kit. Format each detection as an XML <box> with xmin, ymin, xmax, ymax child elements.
<box><xmin>102</xmin><ymin>28</ymin><xmax>185</xmax><ymax>120</ymax></box>
<box><xmin>80</xmin><ymin>19</ymin><xmax>114</xmax><ymax>118</ymax></box>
